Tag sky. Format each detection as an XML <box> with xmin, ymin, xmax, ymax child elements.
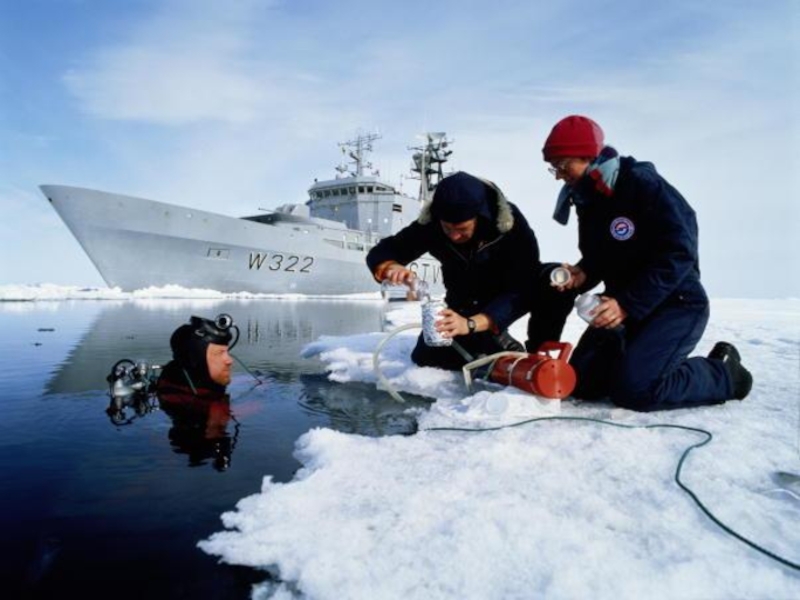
<box><xmin>0</xmin><ymin>0</ymin><xmax>798</xmax><ymax>298</ymax></box>
<box><xmin>199</xmin><ymin>299</ymin><xmax>800</xmax><ymax>599</ymax></box>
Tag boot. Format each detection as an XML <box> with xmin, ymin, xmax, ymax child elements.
<box><xmin>494</xmin><ymin>330</ymin><xmax>525</xmax><ymax>353</ymax></box>
<box><xmin>708</xmin><ymin>342</ymin><xmax>753</xmax><ymax>400</ymax></box>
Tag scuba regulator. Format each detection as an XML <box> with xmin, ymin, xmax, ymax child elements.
<box><xmin>105</xmin><ymin>358</ymin><xmax>162</xmax><ymax>425</ymax></box>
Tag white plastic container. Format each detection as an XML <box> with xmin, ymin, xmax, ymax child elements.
<box><xmin>575</xmin><ymin>293</ymin><xmax>602</xmax><ymax>324</ymax></box>
<box><xmin>422</xmin><ymin>299</ymin><xmax>452</xmax><ymax>346</ymax></box>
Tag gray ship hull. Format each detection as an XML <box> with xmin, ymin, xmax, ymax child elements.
<box><xmin>41</xmin><ymin>185</ymin><xmax>443</xmax><ymax>295</ymax></box>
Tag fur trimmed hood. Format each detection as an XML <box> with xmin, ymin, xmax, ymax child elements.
<box><xmin>417</xmin><ymin>172</ymin><xmax>515</xmax><ymax>233</ymax></box>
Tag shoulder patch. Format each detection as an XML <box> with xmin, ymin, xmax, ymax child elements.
<box><xmin>610</xmin><ymin>217</ymin><xmax>635</xmax><ymax>241</ymax></box>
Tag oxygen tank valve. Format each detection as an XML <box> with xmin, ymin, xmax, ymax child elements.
<box><xmin>107</xmin><ymin>358</ymin><xmax>161</xmax><ymax>400</ymax></box>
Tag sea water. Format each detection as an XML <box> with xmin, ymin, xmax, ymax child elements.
<box><xmin>0</xmin><ymin>298</ymin><xmax>428</xmax><ymax>599</ymax></box>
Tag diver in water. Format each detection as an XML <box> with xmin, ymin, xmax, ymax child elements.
<box><xmin>105</xmin><ymin>314</ymin><xmax>241</xmax><ymax>470</ymax></box>
<box><xmin>156</xmin><ymin>314</ymin><xmax>237</xmax><ymax>396</ymax></box>
<box><xmin>155</xmin><ymin>314</ymin><xmax>240</xmax><ymax>471</ymax></box>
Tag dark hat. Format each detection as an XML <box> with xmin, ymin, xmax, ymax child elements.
<box><xmin>542</xmin><ymin>115</ymin><xmax>604</xmax><ymax>162</ymax></box>
<box><xmin>169</xmin><ymin>315</ymin><xmax>234</xmax><ymax>380</ymax></box>
<box><xmin>430</xmin><ymin>171</ymin><xmax>493</xmax><ymax>224</ymax></box>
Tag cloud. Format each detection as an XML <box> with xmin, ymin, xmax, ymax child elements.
<box><xmin>7</xmin><ymin>0</ymin><xmax>796</xmax><ymax>294</ymax></box>
<box><xmin>63</xmin><ymin>51</ymin><xmax>266</xmax><ymax>124</ymax></box>
<box><xmin>62</xmin><ymin>0</ymin><xmax>286</xmax><ymax>124</ymax></box>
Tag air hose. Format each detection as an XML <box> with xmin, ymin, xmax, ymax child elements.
<box><xmin>372</xmin><ymin>324</ymin><xmax>421</xmax><ymax>403</ymax></box>
<box><xmin>426</xmin><ymin>416</ymin><xmax>800</xmax><ymax>572</ymax></box>
<box><xmin>231</xmin><ymin>353</ymin><xmax>264</xmax><ymax>385</ymax></box>
<box><xmin>372</xmin><ymin>323</ymin><xmax>479</xmax><ymax>403</ymax></box>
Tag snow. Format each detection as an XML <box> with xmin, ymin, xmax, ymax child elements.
<box><xmin>199</xmin><ymin>298</ymin><xmax>800</xmax><ymax>599</ymax></box>
<box><xmin>0</xmin><ymin>283</ymin><xmax>382</xmax><ymax>302</ymax></box>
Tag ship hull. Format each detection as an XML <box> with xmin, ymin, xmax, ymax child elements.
<box><xmin>41</xmin><ymin>185</ymin><xmax>443</xmax><ymax>295</ymax></box>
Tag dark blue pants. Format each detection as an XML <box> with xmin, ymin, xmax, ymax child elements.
<box><xmin>570</xmin><ymin>301</ymin><xmax>733</xmax><ymax>411</ymax></box>
<box><xmin>526</xmin><ymin>263</ymin><xmax>577</xmax><ymax>352</ymax></box>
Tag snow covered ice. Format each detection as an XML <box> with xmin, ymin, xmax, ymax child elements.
<box><xmin>197</xmin><ymin>298</ymin><xmax>799</xmax><ymax>599</ymax></box>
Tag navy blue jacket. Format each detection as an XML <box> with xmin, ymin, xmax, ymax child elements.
<box><xmin>574</xmin><ymin>156</ymin><xmax>708</xmax><ymax>321</ymax></box>
<box><xmin>367</xmin><ymin>191</ymin><xmax>540</xmax><ymax>331</ymax></box>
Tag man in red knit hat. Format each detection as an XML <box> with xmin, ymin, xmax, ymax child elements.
<box><xmin>541</xmin><ymin>115</ymin><xmax>752</xmax><ymax>411</ymax></box>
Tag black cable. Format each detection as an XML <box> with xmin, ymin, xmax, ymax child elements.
<box><xmin>426</xmin><ymin>415</ymin><xmax>800</xmax><ymax>572</ymax></box>
<box><xmin>231</xmin><ymin>353</ymin><xmax>263</xmax><ymax>385</ymax></box>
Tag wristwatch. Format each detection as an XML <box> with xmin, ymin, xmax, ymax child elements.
<box><xmin>467</xmin><ymin>318</ymin><xmax>477</xmax><ymax>334</ymax></box>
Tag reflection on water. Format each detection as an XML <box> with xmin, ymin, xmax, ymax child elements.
<box><xmin>0</xmin><ymin>298</ymin><xmax>422</xmax><ymax>599</ymax></box>
<box><xmin>159</xmin><ymin>391</ymin><xmax>240</xmax><ymax>472</ymax></box>
<box><xmin>45</xmin><ymin>299</ymin><xmax>387</xmax><ymax>394</ymax></box>
<box><xmin>299</xmin><ymin>374</ymin><xmax>429</xmax><ymax>436</ymax></box>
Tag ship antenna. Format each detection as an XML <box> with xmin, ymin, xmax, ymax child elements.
<box><xmin>408</xmin><ymin>132</ymin><xmax>453</xmax><ymax>203</ymax></box>
<box><xmin>336</xmin><ymin>131</ymin><xmax>381</xmax><ymax>178</ymax></box>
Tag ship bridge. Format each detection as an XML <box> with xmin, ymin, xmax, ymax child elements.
<box><xmin>307</xmin><ymin>175</ymin><xmax>419</xmax><ymax>238</ymax></box>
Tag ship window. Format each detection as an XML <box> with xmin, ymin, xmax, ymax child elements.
<box><xmin>206</xmin><ymin>248</ymin><xmax>230</xmax><ymax>259</ymax></box>
<box><xmin>367</xmin><ymin>186</ymin><xmax>374</xmax><ymax>193</ymax></box>
<box><xmin>324</xmin><ymin>239</ymin><xmax>345</xmax><ymax>248</ymax></box>
<box><xmin>349</xmin><ymin>187</ymin><xmax>356</xmax><ymax>194</ymax></box>
<box><xmin>323</xmin><ymin>190</ymin><xmax>331</xmax><ymax>197</ymax></box>
<box><xmin>358</xmin><ymin>186</ymin><xmax>365</xmax><ymax>193</ymax></box>
<box><xmin>392</xmin><ymin>203</ymin><xmax>402</xmax><ymax>212</ymax></box>
<box><xmin>347</xmin><ymin>242</ymin><xmax>364</xmax><ymax>251</ymax></box>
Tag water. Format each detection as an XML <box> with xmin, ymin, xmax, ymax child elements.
<box><xmin>0</xmin><ymin>299</ymin><xmax>429</xmax><ymax>599</ymax></box>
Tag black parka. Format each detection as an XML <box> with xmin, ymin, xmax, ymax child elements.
<box><xmin>366</xmin><ymin>174</ymin><xmax>541</xmax><ymax>331</ymax></box>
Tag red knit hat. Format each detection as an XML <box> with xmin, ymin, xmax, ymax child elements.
<box><xmin>542</xmin><ymin>115</ymin><xmax>604</xmax><ymax>162</ymax></box>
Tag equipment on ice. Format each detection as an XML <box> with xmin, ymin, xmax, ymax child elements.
<box><xmin>486</xmin><ymin>341</ymin><xmax>576</xmax><ymax>399</ymax></box>
<box><xmin>463</xmin><ymin>341</ymin><xmax>576</xmax><ymax>400</ymax></box>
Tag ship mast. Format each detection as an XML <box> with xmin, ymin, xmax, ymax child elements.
<box><xmin>409</xmin><ymin>132</ymin><xmax>453</xmax><ymax>203</ymax></box>
<box><xmin>335</xmin><ymin>132</ymin><xmax>381</xmax><ymax>178</ymax></box>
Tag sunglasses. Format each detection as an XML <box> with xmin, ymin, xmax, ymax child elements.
<box><xmin>547</xmin><ymin>159</ymin><xmax>572</xmax><ymax>176</ymax></box>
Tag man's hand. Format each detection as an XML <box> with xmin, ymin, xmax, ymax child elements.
<box><xmin>591</xmin><ymin>296</ymin><xmax>627</xmax><ymax>329</ymax></box>
<box><xmin>552</xmin><ymin>263</ymin><xmax>587</xmax><ymax>291</ymax></box>
<box><xmin>382</xmin><ymin>263</ymin><xmax>416</xmax><ymax>286</ymax></box>
<box><xmin>435</xmin><ymin>310</ymin><xmax>492</xmax><ymax>338</ymax></box>
<box><xmin>435</xmin><ymin>308</ymin><xmax>468</xmax><ymax>338</ymax></box>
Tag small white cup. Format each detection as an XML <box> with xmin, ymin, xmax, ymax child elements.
<box><xmin>550</xmin><ymin>266</ymin><xmax>572</xmax><ymax>286</ymax></box>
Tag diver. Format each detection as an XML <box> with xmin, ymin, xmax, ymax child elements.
<box><xmin>156</xmin><ymin>313</ymin><xmax>238</xmax><ymax>396</ymax></box>
<box><xmin>105</xmin><ymin>314</ymin><xmax>243</xmax><ymax>471</ymax></box>
<box><xmin>156</xmin><ymin>314</ymin><xmax>240</xmax><ymax>471</ymax></box>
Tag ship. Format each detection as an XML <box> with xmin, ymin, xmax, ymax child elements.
<box><xmin>40</xmin><ymin>132</ymin><xmax>452</xmax><ymax>295</ymax></box>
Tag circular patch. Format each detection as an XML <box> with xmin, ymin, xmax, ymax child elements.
<box><xmin>610</xmin><ymin>217</ymin><xmax>635</xmax><ymax>241</ymax></box>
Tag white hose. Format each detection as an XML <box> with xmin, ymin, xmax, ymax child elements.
<box><xmin>372</xmin><ymin>323</ymin><xmax>422</xmax><ymax>403</ymax></box>
<box><xmin>373</xmin><ymin>325</ymin><xmax>533</xmax><ymax>402</ymax></box>
<box><xmin>461</xmin><ymin>351</ymin><xmax>529</xmax><ymax>391</ymax></box>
